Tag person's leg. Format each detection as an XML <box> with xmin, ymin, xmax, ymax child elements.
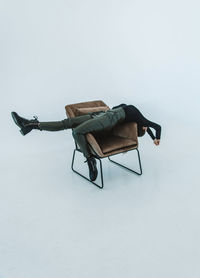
<box><xmin>11</xmin><ymin>111</ymin><xmax>93</xmax><ymax>135</ymax></box>
<box><xmin>11</xmin><ymin>108</ymin><xmax>126</xmax><ymax>182</ymax></box>
<box><xmin>39</xmin><ymin>114</ymin><xmax>92</xmax><ymax>131</ymax></box>
<box><xmin>72</xmin><ymin>107</ymin><xmax>126</xmax><ymax>158</ymax></box>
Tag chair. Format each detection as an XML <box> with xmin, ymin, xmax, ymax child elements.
<box><xmin>65</xmin><ymin>100</ymin><xmax>144</xmax><ymax>189</ymax></box>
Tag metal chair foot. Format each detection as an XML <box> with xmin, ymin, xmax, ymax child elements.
<box><xmin>108</xmin><ymin>148</ymin><xmax>142</xmax><ymax>175</ymax></box>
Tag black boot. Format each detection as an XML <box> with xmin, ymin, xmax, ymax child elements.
<box><xmin>85</xmin><ymin>157</ymin><xmax>98</xmax><ymax>181</ymax></box>
<box><xmin>11</xmin><ymin>111</ymin><xmax>41</xmax><ymax>136</ymax></box>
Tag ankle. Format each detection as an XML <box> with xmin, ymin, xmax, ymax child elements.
<box><xmin>24</xmin><ymin>122</ymin><xmax>41</xmax><ymax>130</ymax></box>
<box><xmin>37</xmin><ymin>123</ymin><xmax>42</xmax><ymax>130</ymax></box>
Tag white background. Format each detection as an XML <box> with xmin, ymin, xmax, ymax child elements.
<box><xmin>1</xmin><ymin>0</ymin><xmax>200</xmax><ymax>277</ymax></box>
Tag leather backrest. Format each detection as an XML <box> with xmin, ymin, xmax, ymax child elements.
<box><xmin>65</xmin><ymin>100</ymin><xmax>109</xmax><ymax>118</ymax></box>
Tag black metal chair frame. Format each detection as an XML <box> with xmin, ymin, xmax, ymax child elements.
<box><xmin>71</xmin><ymin>141</ymin><xmax>142</xmax><ymax>189</ymax></box>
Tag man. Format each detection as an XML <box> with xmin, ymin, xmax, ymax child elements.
<box><xmin>11</xmin><ymin>104</ymin><xmax>161</xmax><ymax>182</ymax></box>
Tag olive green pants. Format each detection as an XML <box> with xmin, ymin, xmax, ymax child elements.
<box><xmin>39</xmin><ymin>107</ymin><xmax>126</xmax><ymax>158</ymax></box>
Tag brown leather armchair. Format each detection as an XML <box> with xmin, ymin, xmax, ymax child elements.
<box><xmin>65</xmin><ymin>100</ymin><xmax>143</xmax><ymax>188</ymax></box>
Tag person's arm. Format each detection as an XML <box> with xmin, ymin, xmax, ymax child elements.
<box><xmin>147</xmin><ymin>123</ymin><xmax>161</xmax><ymax>139</ymax></box>
<box><xmin>112</xmin><ymin>103</ymin><xmax>127</xmax><ymax>109</ymax></box>
<box><xmin>147</xmin><ymin>127</ymin><xmax>156</xmax><ymax>140</ymax></box>
<box><xmin>147</xmin><ymin>124</ymin><xmax>161</xmax><ymax>145</ymax></box>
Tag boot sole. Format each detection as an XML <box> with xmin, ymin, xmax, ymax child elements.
<box><xmin>20</xmin><ymin>127</ymin><xmax>26</xmax><ymax>136</ymax></box>
<box><xmin>20</xmin><ymin>126</ymin><xmax>31</xmax><ymax>136</ymax></box>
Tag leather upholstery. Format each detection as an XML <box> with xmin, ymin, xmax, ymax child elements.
<box><xmin>65</xmin><ymin>100</ymin><xmax>109</xmax><ymax>118</ymax></box>
<box><xmin>65</xmin><ymin>100</ymin><xmax>139</xmax><ymax>158</ymax></box>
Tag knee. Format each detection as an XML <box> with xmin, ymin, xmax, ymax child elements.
<box><xmin>61</xmin><ymin>118</ymin><xmax>72</xmax><ymax>129</ymax></box>
<box><xmin>72</xmin><ymin>129</ymin><xmax>78</xmax><ymax>139</ymax></box>
<box><xmin>72</xmin><ymin>128</ymin><xmax>84</xmax><ymax>139</ymax></box>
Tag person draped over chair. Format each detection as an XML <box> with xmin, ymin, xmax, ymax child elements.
<box><xmin>11</xmin><ymin>103</ymin><xmax>161</xmax><ymax>181</ymax></box>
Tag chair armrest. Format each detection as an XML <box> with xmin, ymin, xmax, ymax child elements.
<box><xmin>112</xmin><ymin>122</ymin><xmax>138</xmax><ymax>142</ymax></box>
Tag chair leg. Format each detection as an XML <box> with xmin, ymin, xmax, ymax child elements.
<box><xmin>71</xmin><ymin>149</ymin><xmax>104</xmax><ymax>189</ymax></box>
<box><xmin>108</xmin><ymin>148</ymin><xmax>142</xmax><ymax>175</ymax></box>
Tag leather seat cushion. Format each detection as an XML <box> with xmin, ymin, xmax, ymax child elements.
<box><xmin>95</xmin><ymin>134</ymin><xmax>137</xmax><ymax>154</ymax></box>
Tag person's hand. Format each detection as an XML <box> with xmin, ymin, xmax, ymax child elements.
<box><xmin>154</xmin><ymin>139</ymin><xmax>160</xmax><ymax>146</ymax></box>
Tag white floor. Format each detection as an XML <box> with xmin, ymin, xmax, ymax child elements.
<box><xmin>1</xmin><ymin>119</ymin><xmax>200</xmax><ymax>278</ymax></box>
